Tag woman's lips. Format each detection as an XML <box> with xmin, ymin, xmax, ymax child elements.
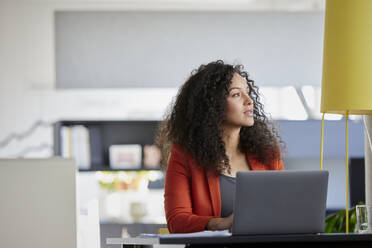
<box><xmin>244</xmin><ymin>110</ymin><xmax>254</xmax><ymax>117</ymax></box>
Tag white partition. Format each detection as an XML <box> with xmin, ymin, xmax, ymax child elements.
<box><xmin>0</xmin><ymin>158</ymin><xmax>77</xmax><ymax>248</ymax></box>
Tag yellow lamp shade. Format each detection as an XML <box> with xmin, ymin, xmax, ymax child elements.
<box><xmin>321</xmin><ymin>0</ymin><xmax>372</xmax><ymax>115</ymax></box>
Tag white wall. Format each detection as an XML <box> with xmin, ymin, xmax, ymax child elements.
<box><xmin>0</xmin><ymin>1</ymin><xmax>180</xmax><ymax>158</ymax></box>
<box><xmin>0</xmin><ymin>0</ymin><xmax>326</xmax><ymax>157</ymax></box>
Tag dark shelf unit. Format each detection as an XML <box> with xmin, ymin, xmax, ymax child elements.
<box><xmin>53</xmin><ymin>120</ymin><xmax>161</xmax><ymax>171</ymax></box>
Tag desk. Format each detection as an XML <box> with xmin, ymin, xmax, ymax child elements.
<box><xmin>107</xmin><ymin>233</ymin><xmax>372</xmax><ymax>248</ymax></box>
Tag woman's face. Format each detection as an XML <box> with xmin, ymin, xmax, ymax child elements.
<box><xmin>224</xmin><ymin>73</ymin><xmax>254</xmax><ymax>128</ymax></box>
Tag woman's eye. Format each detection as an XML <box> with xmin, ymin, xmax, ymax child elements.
<box><xmin>232</xmin><ymin>93</ymin><xmax>240</xmax><ymax>97</ymax></box>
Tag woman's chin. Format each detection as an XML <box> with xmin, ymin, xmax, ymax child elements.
<box><xmin>243</xmin><ymin>119</ymin><xmax>254</xmax><ymax>127</ymax></box>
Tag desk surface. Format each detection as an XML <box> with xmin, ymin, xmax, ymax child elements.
<box><xmin>108</xmin><ymin>233</ymin><xmax>372</xmax><ymax>246</ymax></box>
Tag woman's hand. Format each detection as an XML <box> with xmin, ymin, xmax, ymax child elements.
<box><xmin>206</xmin><ymin>214</ymin><xmax>233</xmax><ymax>231</ymax></box>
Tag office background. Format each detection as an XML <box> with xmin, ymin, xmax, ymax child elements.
<box><xmin>0</xmin><ymin>0</ymin><xmax>365</xmax><ymax>247</ymax></box>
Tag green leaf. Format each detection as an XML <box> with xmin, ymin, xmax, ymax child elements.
<box><xmin>325</xmin><ymin>214</ymin><xmax>337</xmax><ymax>233</ymax></box>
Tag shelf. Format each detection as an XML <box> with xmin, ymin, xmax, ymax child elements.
<box><xmin>53</xmin><ymin>120</ymin><xmax>162</xmax><ymax>172</ymax></box>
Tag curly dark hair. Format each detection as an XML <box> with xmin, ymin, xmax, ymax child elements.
<box><xmin>156</xmin><ymin>60</ymin><xmax>284</xmax><ymax>174</ymax></box>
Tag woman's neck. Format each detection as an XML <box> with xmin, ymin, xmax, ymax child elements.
<box><xmin>222</xmin><ymin>125</ymin><xmax>241</xmax><ymax>158</ymax></box>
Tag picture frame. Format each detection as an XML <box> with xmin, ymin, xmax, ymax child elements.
<box><xmin>109</xmin><ymin>144</ymin><xmax>142</xmax><ymax>169</ymax></box>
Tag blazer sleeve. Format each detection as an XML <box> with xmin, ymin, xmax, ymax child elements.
<box><xmin>164</xmin><ymin>145</ymin><xmax>213</xmax><ymax>233</ymax></box>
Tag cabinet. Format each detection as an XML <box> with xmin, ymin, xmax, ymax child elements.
<box><xmin>53</xmin><ymin>120</ymin><xmax>161</xmax><ymax>171</ymax></box>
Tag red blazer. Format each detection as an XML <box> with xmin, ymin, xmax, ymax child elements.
<box><xmin>164</xmin><ymin>144</ymin><xmax>284</xmax><ymax>233</ymax></box>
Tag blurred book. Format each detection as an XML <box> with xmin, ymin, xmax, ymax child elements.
<box><xmin>61</xmin><ymin>126</ymin><xmax>71</xmax><ymax>158</ymax></box>
<box><xmin>61</xmin><ymin>125</ymin><xmax>91</xmax><ymax>170</ymax></box>
<box><xmin>88</xmin><ymin>126</ymin><xmax>103</xmax><ymax>166</ymax></box>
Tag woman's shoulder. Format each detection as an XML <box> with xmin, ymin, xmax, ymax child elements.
<box><xmin>171</xmin><ymin>143</ymin><xmax>183</xmax><ymax>152</ymax></box>
<box><xmin>169</xmin><ymin>144</ymin><xmax>206</xmax><ymax>173</ymax></box>
<box><xmin>168</xmin><ymin>144</ymin><xmax>192</xmax><ymax>167</ymax></box>
<box><xmin>170</xmin><ymin>143</ymin><xmax>189</xmax><ymax>158</ymax></box>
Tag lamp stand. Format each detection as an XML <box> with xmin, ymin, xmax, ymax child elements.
<box><xmin>363</xmin><ymin>115</ymin><xmax>372</xmax><ymax>205</ymax></box>
<box><xmin>345</xmin><ymin>113</ymin><xmax>349</xmax><ymax>233</ymax></box>
<box><xmin>320</xmin><ymin>113</ymin><xmax>350</xmax><ymax>233</ymax></box>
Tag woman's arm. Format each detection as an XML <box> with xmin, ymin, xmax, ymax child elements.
<box><xmin>164</xmin><ymin>145</ymin><xmax>213</xmax><ymax>233</ymax></box>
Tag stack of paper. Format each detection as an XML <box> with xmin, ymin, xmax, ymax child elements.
<box><xmin>139</xmin><ymin>230</ymin><xmax>231</xmax><ymax>238</ymax></box>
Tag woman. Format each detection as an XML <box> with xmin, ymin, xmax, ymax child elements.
<box><xmin>156</xmin><ymin>60</ymin><xmax>284</xmax><ymax>233</ymax></box>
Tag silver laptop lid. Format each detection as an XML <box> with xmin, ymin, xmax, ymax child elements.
<box><xmin>232</xmin><ymin>170</ymin><xmax>329</xmax><ymax>235</ymax></box>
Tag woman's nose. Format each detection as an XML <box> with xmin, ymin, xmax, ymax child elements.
<box><xmin>244</xmin><ymin>95</ymin><xmax>253</xmax><ymax>105</ymax></box>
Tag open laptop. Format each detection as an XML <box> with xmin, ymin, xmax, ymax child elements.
<box><xmin>232</xmin><ymin>170</ymin><xmax>329</xmax><ymax>235</ymax></box>
<box><xmin>0</xmin><ymin>158</ymin><xmax>77</xmax><ymax>248</ymax></box>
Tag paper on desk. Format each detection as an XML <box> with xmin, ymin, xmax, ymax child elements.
<box><xmin>139</xmin><ymin>230</ymin><xmax>231</xmax><ymax>238</ymax></box>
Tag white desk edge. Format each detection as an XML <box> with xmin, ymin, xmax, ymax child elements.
<box><xmin>107</xmin><ymin>237</ymin><xmax>159</xmax><ymax>245</ymax></box>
